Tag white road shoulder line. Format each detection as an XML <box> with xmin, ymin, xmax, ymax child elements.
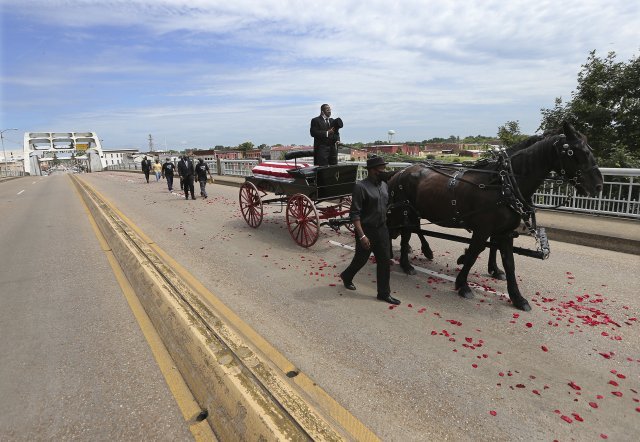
<box><xmin>17</xmin><ymin>190</ymin><xmax>25</xmax><ymax>195</ymax></box>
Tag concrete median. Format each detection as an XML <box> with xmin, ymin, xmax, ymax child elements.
<box><xmin>70</xmin><ymin>175</ymin><xmax>378</xmax><ymax>441</ymax></box>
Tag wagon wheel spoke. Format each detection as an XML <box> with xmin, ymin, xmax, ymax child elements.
<box><xmin>286</xmin><ymin>194</ymin><xmax>319</xmax><ymax>247</ymax></box>
<box><xmin>239</xmin><ymin>182</ymin><xmax>263</xmax><ymax>228</ymax></box>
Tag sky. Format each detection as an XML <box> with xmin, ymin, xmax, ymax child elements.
<box><xmin>1</xmin><ymin>0</ymin><xmax>638</xmax><ymax>153</ymax></box>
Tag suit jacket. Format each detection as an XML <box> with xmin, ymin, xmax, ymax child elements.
<box><xmin>310</xmin><ymin>115</ymin><xmax>340</xmax><ymax>148</ymax></box>
<box><xmin>178</xmin><ymin>159</ymin><xmax>194</xmax><ymax>177</ymax></box>
<box><xmin>141</xmin><ymin>159</ymin><xmax>152</xmax><ymax>172</ymax></box>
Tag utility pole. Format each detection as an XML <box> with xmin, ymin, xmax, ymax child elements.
<box><xmin>1</xmin><ymin>128</ymin><xmax>18</xmax><ymax>176</ymax></box>
<box><xmin>148</xmin><ymin>134</ymin><xmax>154</xmax><ymax>152</ymax></box>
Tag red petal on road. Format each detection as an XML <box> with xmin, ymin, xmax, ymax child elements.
<box><xmin>608</xmin><ymin>380</ymin><xmax>619</xmax><ymax>387</ymax></box>
<box><xmin>489</xmin><ymin>410</ymin><xmax>497</xmax><ymax>416</ymax></box>
<box><xmin>516</xmin><ymin>384</ymin><xmax>526</xmax><ymax>388</ymax></box>
<box><xmin>541</xmin><ymin>345</ymin><xmax>549</xmax><ymax>352</ymax></box>
<box><xmin>571</xmin><ymin>413</ymin><xmax>584</xmax><ymax>422</ymax></box>
<box><xmin>532</xmin><ymin>390</ymin><xmax>540</xmax><ymax>395</ymax></box>
<box><xmin>616</xmin><ymin>373</ymin><xmax>626</xmax><ymax>379</ymax></box>
<box><xmin>472</xmin><ymin>364</ymin><xmax>478</xmax><ymax>368</ymax></box>
<box><xmin>600</xmin><ymin>434</ymin><xmax>608</xmax><ymax>439</ymax></box>
<box><xmin>526</xmin><ymin>322</ymin><xmax>533</xmax><ymax>328</ymax></box>
<box><xmin>407</xmin><ymin>304</ymin><xmax>413</xmax><ymax>308</ymax></box>
<box><xmin>568</xmin><ymin>381</ymin><xmax>582</xmax><ymax>391</ymax></box>
<box><xmin>589</xmin><ymin>402</ymin><xmax>598</xmax><ymax>408</ymax></box>
<box><xmin>560</xmin><ymin>415</ymin><xmax>573</xmax><ymax>423</ymax></box>
<box><xmin>611</xmin><ymin>391</ymin><xmax>623</xmax><ymax>397</ymax></box>
<box><xmin>636</xmin><ymin>407</ymin><xmax>640</xmax><ymax>412</ymax></box>
<box><xmin>599</xmin><ymin>353</ymin><xmax>611</xmax><ymax>359</ymax></box>
<box><xmin>465</xmin><ymin>337</ymin><xmax>473</xmax><ymax>343</ymax></box>
<box><xmin>596</xmin><ymin>395</ymin><xmax>604</xmax><ymax>399</ymax></box>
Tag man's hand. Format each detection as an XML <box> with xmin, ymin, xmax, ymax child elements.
<box><xmin>360</xmin><ymin>235</ymin><xmax>371</xmax><ymax>250</ymax></box>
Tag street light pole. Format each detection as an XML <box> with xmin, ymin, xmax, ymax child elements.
<box><xmin>1</xmin><ymin>128</ymin><xmax>18</xmax><ymax>176</ymax></box>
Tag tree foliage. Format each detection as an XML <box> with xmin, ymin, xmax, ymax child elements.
<box><xmin>539</xmin><ymin>50</ymin><xmax>640</xmax><ymax>167</ymax></box>
<box><xmin>497</xmin><ymin>120</ymin><xmax>529</xmax><ymax>147</ymax></box>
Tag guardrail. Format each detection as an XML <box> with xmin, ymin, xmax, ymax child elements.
<box><xmin>0</xmin><ymin>170</ymin><xmax>27</xmax><ymax>177</ymax></box>
<box><xmin>106</xmin><ymin>161</ymin><xmax>639</xmax><ymax>219</ymax></box>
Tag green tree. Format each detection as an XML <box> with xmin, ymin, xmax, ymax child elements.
<box><xmin>237</xmin><ymin>141</ymin><xmax>254</xmax><ymax>151</ymax></box>
<box><xmin>539</xmin><ymin>50</ymin><xmax>640</xmax><ymax>165</ymax></box>
<box><xmin>497</xmin><ymin>120</ymin><xmax>529</xmax><ymax>147</ymax></box>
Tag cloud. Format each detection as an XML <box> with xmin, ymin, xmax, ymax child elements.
<box><xmin>2</xmin><ymin>0</ymin><xmax>638</xmax><ymax>147</ymax></box>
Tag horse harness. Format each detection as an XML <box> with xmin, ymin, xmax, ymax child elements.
<box><xmin>388</xmin><ymin>151</ymin><xmax>552</xmax><ymax>257</ymax></box>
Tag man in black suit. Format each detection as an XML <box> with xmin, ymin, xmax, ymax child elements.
<box><xmin>178</xmin><ymin>156</ymin><xmax>196</xmax><ymax>200</ymax></box>
<box><xmin>140</xmin><ymin>156</ymin><xmax>152</xmax><ymax>183</ymax></box>
<box><xmin>310</xmin><ymin>104</ymin><xmax>340</xmax><ymax>166</ymax></box>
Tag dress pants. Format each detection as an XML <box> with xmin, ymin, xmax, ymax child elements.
<box><xmin>341</xmin><ymin>224</ymin><xmax>391</xmax><ymax>297</ymax></box>
<box><xmin>183</xmin><ymin>176</ymin><xmax>195</xmax><ymax>199</ymax></box>
<box><xmin>314</xmin><ymin>144</ymin><xmax>337</xmax><ymax>166</ymax></box>
<box><xmin>166</xmin><ymin>174</ymin><xmax>174</xmax><ymax>191</ymax></box>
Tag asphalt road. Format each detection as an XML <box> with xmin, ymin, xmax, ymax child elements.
<box><xmin>78</xmin><ymin>171</ymin><xmax>640</xmax><ymax>441</ymax></box>
<box><xmin>0</xmin><ymin>174</ymin><xmax>193</xmax><ymax>440</ymax></box>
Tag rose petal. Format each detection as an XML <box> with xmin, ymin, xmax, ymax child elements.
<box><xmin>560</xmin><ymin>415</ymin><xmax>573</xmax><ymax>423</ymax></box>
<box><xmin>490</xmin><ymin>410</ymin><xmax>497</xmax><ymax>416</ymax></box>
<box><xmin>611</xmin><ymin>391</ymin><xmax>623</xmax><ymax>397</ymax></box>
<box><xmin>571</xmin><ymin>413</ymin><xmax>584</xmax><ymax>422</ymax></box>
<box><xmin>568</xmin><ymin>381</ymin><xmax>582</xmax><ymax>391</ymax></box>
<box><xmin>589</xmin><ymin>402</ymin><xmax>598</xmax><ymax>408</ymax></box>
<box><xmin>541</xmin><ymin>345</ymin><xmax>549</xmax><ymax>352</ymax></box>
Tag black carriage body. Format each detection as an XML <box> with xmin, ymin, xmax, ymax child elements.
<box><xmin>246</xmin><ymin>163</ymin><xmax>358</xmax><ymax>201</ymax></box>
<box><xmin>239</xmin><ymin>163</ymin><xmax>358</xmax><ymax>247</ymax></box>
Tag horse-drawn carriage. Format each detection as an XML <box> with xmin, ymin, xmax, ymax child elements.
<box><xmin>238</xmin><ymin>150</ymin><xmax>357</xmax><ymax>247</ymax></box>
<box><xmin>239</xmin><ymin>123</ymin><xmax>603</xmax><ymax>311</ymax></box>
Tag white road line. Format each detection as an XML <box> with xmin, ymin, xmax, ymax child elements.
<box><xmin>328</xmin><ymin>239</ymin><xmax>507</xmax><ymax>296</ymax></box>
<box><xmin>17</xmin><ymin>190</ymin><xmax>25</xmax><ymax>195</ymax></box>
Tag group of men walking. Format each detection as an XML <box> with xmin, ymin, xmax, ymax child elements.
<box><xmin>140</xmin><ymin>155</ymin><xmax>211</xmax><ymax>200</ymax></box>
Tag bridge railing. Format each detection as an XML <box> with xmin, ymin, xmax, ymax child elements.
<box><xmin>106</xmin><ymin>160</ymin><xmax>639</xmax><ymax>219</ymax></box>
<box><xmin>0</xmin><ymin>170</ymin><xmax>28</xmax><ymax>177</ymax></box>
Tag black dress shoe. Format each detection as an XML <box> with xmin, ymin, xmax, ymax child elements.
<box><xmin>339</xmin><ymin>273</ymin><xmax>356</xmax><ymax>290</ymax></box>
<box><xmin>377</xmin><ymin>295</ymin><xmax>401</xmax><ymax>305</ymax></box>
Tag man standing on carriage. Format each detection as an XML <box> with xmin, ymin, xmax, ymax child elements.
<box><xmin>310</xmin><ymin>104</ymin><xmax>341</xmax><ymax>166</ymax></box>
<box><xmin>340</xmin><ymin>156</ymin><xmax>401</xmax><ymax>305</ymax></box>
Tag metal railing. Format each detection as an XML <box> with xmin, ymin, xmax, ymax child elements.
<box><xmin>0</xmin><ymin>170</ymin><xmax>27</xmax><ymax>177</ymax></box>
<box><xmin>105</xmin><ymin>160</ymin><xmax>640</xmax><ymax>219</ymax></box>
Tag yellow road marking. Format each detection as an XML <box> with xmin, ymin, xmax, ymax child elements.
<box><xmin>71</xmin><ymin>176</ymin><xmax>217</xmax><ymax>441</ymax></box>
<box><xmin>78</xmin><ymin>176</ymin><xmax>378</xmax><ymax>441</ymax></box>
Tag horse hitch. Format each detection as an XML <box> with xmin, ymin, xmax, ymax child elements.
<box><xmin>326</xmin><ymin>217</ymin><xmax>351</xmax><ymax>232</ymax></box>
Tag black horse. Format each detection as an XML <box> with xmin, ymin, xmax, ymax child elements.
<box><xmin>388</xmin><ymin>133</ymin><xmax>546</xmax><ymax>278</ymax></box>
<box><xmin>387</xmin><ymin>122</ymin><xmax>603</xmax><ymax>311</ymax></box>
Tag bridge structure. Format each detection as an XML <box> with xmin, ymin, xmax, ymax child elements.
<box><xmin>23</xmin><ymin>132</ymin><xmax>107</xmax><ymax>175</ymax></box>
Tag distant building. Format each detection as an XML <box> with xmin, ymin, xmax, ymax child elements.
<box><xmin>103</xmin><ymin>148</ymin><xmax>138</xmax><ymax>166</ymax></box>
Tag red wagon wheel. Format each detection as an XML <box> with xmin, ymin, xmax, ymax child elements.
<box><xmin>286</xmin><ymin>194</ymin><xmax>320</xmax><ymax>247</ymax></box>
<box><xmin>239</xmin><ymin>181</ymin><xmax>263</xmax><ymax>228</ymax></box>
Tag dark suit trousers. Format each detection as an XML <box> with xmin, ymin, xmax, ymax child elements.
<box><xmin>341</xmin><ymin>224</ymin><xmax>391</xmax><ymax>297</ymax></box>
<box><xmin>183</xmin><ymin>176</ymin><xmax>195</xmax><ymax>198</ymax></box>
<box><xmin>314</xmin><ymin>144</ymin><xmax>337</xmax><ymax>166</ymax></box>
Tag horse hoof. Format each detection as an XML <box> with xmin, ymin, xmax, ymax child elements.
<box><xmin>423</xmin><ymin>248</ymin><xmax>434</xmax><ymax>260</ymax></box>
<box><xmin>491</xmin><ymin>270</ymin><xmax>507</xmax><ymax>281</ymax></box>
<box><xmin>403</xmin><ymin>267</ymin><xmax>416</xmax><ymax>276</ymax></box>
<box><xmin>456</xmin><ymin>255</ymin><xmax>464</xmax><ymax>265</ymax></box>
<box><xmin>514</xmin><ymin>300</ymin><xmax>531</xmax><ymax>311</ymax></box>
<box><xmin>458</xmin><ymin>286</ymin><xmax>474</xmax><ymax>299</ymax></box>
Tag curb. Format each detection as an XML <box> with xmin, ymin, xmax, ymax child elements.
<box><xmin>70</xmin><ymin>175</ymin><xmax>377</xmax><ymax>441</ymax></box>
<box><xmin>542</xmin><ymin>226</ymin><xmax>640</xmax><ymax>256</ymax></box>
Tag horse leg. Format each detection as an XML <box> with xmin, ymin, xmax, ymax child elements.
<box><xmin>487</xmin><ymin>245</ymin><xmax>506</xmax><ymax>280</ymax></box>
<box><xmin>495</xmin><ymin>234</ymin><xmax>531</xmax><ymax>311</ymax></box>
<box><xmin>400</xmin><ymin>228</ymin><xmax>416</xmax><ymax>275</ymax></box>
<box><xmin>455</xmin><ymin>233</ymin><xmax>487</xmax><ymax>299</ymax></box>
<box><xmin>417</xmin><ymin>232</ymin><xmax>434</xmax><ymax>260</ymax></box>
